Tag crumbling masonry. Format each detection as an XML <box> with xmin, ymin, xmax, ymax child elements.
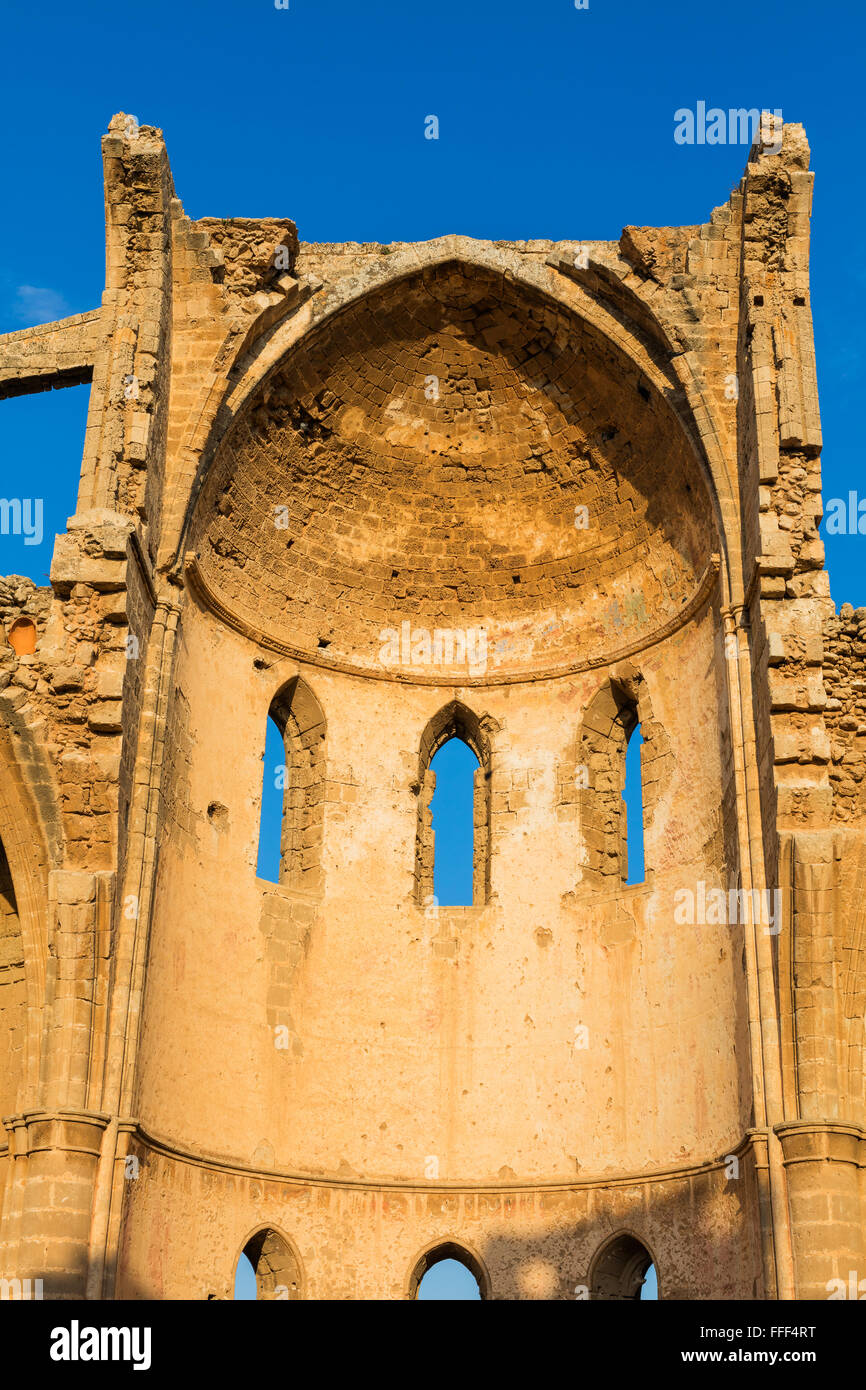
<box><xmin>0</xmin><ymin>114</ymin><xmax>863</xmax><ymax>1299</ymax></box>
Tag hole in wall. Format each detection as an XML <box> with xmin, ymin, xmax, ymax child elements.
<box><xmin>0</xmin><ymin>382</ymin><xmax>91</xmax><ymax>584</ymax></box>
<box><xmin>6</xmin><ymin>617</ymin><xmax>37</xmax><ymax>655</ymax></box>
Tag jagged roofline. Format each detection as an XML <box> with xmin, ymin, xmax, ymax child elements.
<box><xmin>0</xmin><ymin>113</ymin><xmax>812</xmax><ymax>607</ymax></box>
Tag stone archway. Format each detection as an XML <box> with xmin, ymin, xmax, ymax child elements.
<box><xmin>264</xmin><ymin>675</ymin><xmax>327</xmax><ymax>893</ymax></box>
<box><xmin>414</xmin><ymin>701</ymin><xmax>498</xmax><ymax>906</ymax></box>
<box><xmin>236</xmin><ymin>1227</ymin><xmax>302</xmax><ymax>1300</ymax></box>
<box><xmin>590</xmin><ymin>1232</ymin><xmax>656</xmax><ymax>1300</ymax></box>
<box><xmin>408</xmin><ymin>1240</ymin><xmax>491</xmax><ymax>1300</ymax></box>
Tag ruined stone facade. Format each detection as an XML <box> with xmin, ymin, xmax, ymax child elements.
<box><xmin>0</xmin><ymin>113</ymin><xmax>863</xmax><ymax>1300</ymax></box>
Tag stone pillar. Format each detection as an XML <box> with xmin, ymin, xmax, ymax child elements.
<box><xmin>5</xmin><ymin>1109</ymin><xmax>110</xmax><ymax>1298</ymax></box>
<box><xmin>776</xmin><ymin>1121</ymin><xmax>865</xmax><ymax>1299</ymax></box>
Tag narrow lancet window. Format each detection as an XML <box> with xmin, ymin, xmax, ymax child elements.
<box><xmin>257</xmin><ymin>714</ymin><xmax>286</xmax><ymax>883</ymax></box>
<box><xmin>414</xmin><ymin>702</ymin><xmax>497</xmax><ymax>908</ymax></box>
<box><xmin>256</xmin><ymin>677</ymin><xmax>326</xmax><ymax>891</ymax></box>
<box><xmin>429</xmin><ymin>737</ymin><xmax>480</xmax><ymax>906</ymax></box>
<box><xmin>622</xmin><ymin>721</ymin><xmax>645</xmax><ymax>885</ymax></box>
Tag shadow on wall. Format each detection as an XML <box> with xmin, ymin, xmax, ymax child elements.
<box><xmin>109</xmin><ymin>1156</ymin><xmax>761</xmax><ymax>1299</ymax></box>
<box><xmin>406</xmin><ymin>1232</ymin><xmax>661</xmax><ymax>1301</ymax></box>
<box><xmin>229</xmin><ymin>1229</ymin><xmax>665</xmax><ymax>1301</ymax></box>
<box><xmin>103</xmin><ymin>1116</ymin><xmax>761</xmax><ymax>1299</ymax></box>
<box><xmin>457</xmin><ymin>1184</ymin><xmax>760</xmax><ymax>1300</ymax></box>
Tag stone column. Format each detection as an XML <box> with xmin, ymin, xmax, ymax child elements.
<box><xmin>776</xmin><ymin>1121</ymin><xmax>865</xmax><ymax>1299</ymax></box>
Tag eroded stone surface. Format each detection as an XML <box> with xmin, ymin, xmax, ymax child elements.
<box><xmin>0</xmin><ymin>114</ymin><xmax>862</xmax><ymax>1302</ymax></box>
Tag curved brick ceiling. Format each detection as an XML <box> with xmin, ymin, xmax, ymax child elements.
<box><xmin>190</xmin><ymin>262</ymin><xmax>717</xmax><ymax>676</ymax></box>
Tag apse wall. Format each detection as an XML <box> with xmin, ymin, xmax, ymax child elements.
<box><xmin>129</xmin><ymin>256</ymin><xmax>751</xmax><ymax>1189</ymax></box>
<box><xmin>132</xmin><ymin>585</ymin><xmax>750</xmax><ymax>1183</ymax></box>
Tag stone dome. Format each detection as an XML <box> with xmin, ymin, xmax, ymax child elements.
<box><xmin>189</xmin><ymin>260</ymin><xmax>716</xmax><ymax>678</ymax></box>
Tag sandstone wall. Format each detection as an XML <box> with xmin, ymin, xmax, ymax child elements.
<box><xmin>0</xmin><ymin>113</ymin><xmax>861</xmax><ymax>1301</ymax></box>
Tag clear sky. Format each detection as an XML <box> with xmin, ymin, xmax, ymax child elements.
<box><xmin>1</xmin><ymin>0</ymin><xmax>863</xmax><ymax>603</ymax></box>
<box><xmin>2</xmin><ymin>0</ymin><xmax>861</xmax><ymax>1300</ymax></box>
<box><xmin>1</xmin><ymin>0</ymin><xmax>864</xmax><ymax>602</ymax></box>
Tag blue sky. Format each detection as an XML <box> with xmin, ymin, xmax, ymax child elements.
<box><xmin>2</xmin><ymin>0</ymin><xmax>863</xmax><ymax>600</ymax></box>
<box><xmin>2</xmin><ymin>0</ymin><xmax>861</xmax><ymax>1300</ymax></box>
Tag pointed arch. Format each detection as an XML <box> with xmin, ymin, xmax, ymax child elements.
<box><xmin>590</xmin><ymin>1231</ymin><xmax>658</xmax><ymax>1300</ymax></box>
<box><xmin>234</xmin><ymin>1225</ymin><xmax>303</xmax><ymax>1300</ymax></box>
<box><xmin>577</xmin><ymin>668</ymin><xmax>670</xmax><ymax>892</ymax></box>
<box><xmin>258</xmin><ymin>675</ymin><xmax>326</xmax><ymax>892</ymax></box>
<box><xmin>414</xmin><ymin>701</ymin><xmax>498</xmax><ymax>907</ymax></box>
<box><xmin>407</xmin><ymin>1239</ymin><xmax>491</xmax><ymax>1300</ymax></box>
<box><xmin>167</xmin><ymin>238</ymin><xmax>734</xmax><ymax>611</ymax></box>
